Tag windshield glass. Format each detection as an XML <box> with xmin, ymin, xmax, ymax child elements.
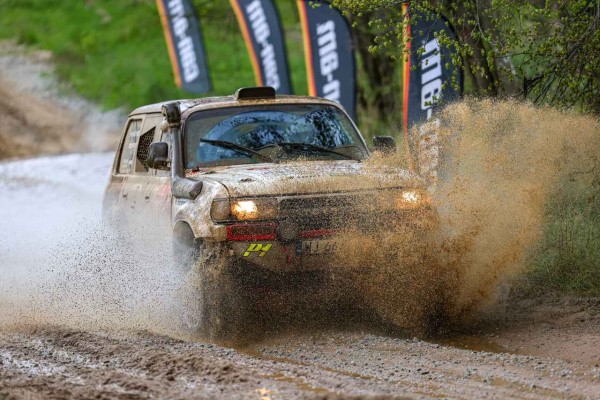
<box><xmin>184</xmin><ymin>104</ymin><xmax>367</xmax><ymax>168</ymax></box>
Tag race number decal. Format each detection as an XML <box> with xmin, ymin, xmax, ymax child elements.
<box><xmin>244</xmin><ymin>243</ymin><xmax>272</xmax><ymax>257</ymax></box>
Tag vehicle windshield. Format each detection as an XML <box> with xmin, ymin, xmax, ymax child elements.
<box><xmin>184</xmin><ymin>104</ymin><xmax>367</xmax><ymax>168</ymax></box>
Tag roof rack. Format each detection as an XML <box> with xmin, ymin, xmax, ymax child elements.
<box><xmin>234</xmin><ymin>87</ymin><xmax>276</xmax><ymax>101</ymax></box>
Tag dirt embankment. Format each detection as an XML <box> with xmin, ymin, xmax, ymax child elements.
<box><xmin>0</xmin><ymin>41</ymin><xmax>122</xmax><ymax>159</ymax></box>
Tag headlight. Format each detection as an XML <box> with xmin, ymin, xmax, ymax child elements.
<box><xmin>395</xmin><ymin>189</ymin><xmax>429</xmax><ymax>210</ymax></box>
<box><xmin>211</xmin><ymin>198</ymin><xmax>278</xmax><ymax>222</ymax></box>
<box><xmin>370</xmin><ymin>189</ymin><xmax>429</xmax><ymax>212</ymax></box>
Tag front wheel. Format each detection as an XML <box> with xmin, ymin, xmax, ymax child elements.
<box><xmin>175</xmin><ymin>234</ymin><xmax>251</xmax><ymax>342</ymax></box>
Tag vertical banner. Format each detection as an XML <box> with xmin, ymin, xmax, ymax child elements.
<box><xmin>402</xmin><ymin>3</ymin><xmax>463</xmax><ymax>179</ymax></box>
<box><xmin>157</xmin><ymin>0</ymin><xmax>212</xmax><ymax>93</ymax></box>
<box><xmin>229</xmin><ymin>0</ymin><xmax>293</xmax><ymax>94</ymax></box>
<box><xmin>297</xmin><ymin>0</ymin><xmax>356</xmax><ymax>119</ymax></box>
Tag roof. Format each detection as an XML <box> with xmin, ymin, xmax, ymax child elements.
<box><xmin>128</xmin><ymin>93</ymin><xmax>343</xmax><ymax>118</ymax></box>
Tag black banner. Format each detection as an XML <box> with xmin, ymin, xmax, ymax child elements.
<box><xmin>403</xmin><ymin>5</ymin><xmax>463</xmax><ymax>151</ymax></box>
<box><xmin>402</xmin><ymin>4</ymin><xmax>463</xmax><ymax>185</ymax></box>
<box><xmin>230</xmin><ymin>0</ymin><xmax>292</xmax><ymax>94</ymax></box>
<box><xmin>157</xmin><ymin>0</ymin><xmax>211</xmax><ymax>93</ymax></box>
<box><xmin>297</xmin><ymin>0</ymin><xmax>356</xmax><ymax>119</ymax></box>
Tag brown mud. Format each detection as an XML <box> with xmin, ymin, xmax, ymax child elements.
<box><xmin>337</xmin><ymin>99</ymin><xmax>600</xmax><ymax>334</ymax></box>
<box><xmin>0</xmin><ymin>41</ymin><xmax>121</xmax><ymax>160</ymax></box>
<box><xmin>1</xmin><ymin>297</ymin><xmax>599</xmax><ymax>400</ymax></box>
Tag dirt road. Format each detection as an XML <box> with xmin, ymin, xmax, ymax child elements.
<box><xmin>1</xmin><ymin>321</ymin><xmax>599</xmax><ymax>400</ymax></box>
<box><xmin>0</xmin><ymin>154</ymin><xmax>598</xmax><ymax>400</ymax></box>
<box><xmin>0</xmin><ymin>41</ymin><xmax>122</xmax><ymax>160</ymax></box>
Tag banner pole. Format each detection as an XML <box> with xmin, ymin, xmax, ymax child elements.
<box><xmin>297</xmin><ymin>0</ymin><xmax>317</xmax><ymax>96</ymax></box>
<box><xmin>229</xmin><ymin>0</ymin><xmax>264</xmax><ymax>87</ymax></box>
<box><xmin>402</xmin><ymin>1</ymin><xmax>415</xmax><ymax>171</ymax></box>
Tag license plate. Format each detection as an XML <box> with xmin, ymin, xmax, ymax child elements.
<box><xmin>299</xmin><ymin>239</ymin><xmax>339</xmax><ymax>255</ymax></box>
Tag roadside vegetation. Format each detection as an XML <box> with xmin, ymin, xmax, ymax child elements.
<box><xmin>0</xmin><ymin>0</ymin><xmax>598</xmax><ymax>296</ymax></box>
<box><xmin>527</xmin><ymin>176</ymin><xmax>600</xmax><ymax>295</ymax></box>
<box><xmin>0</xmin><ymin>0</ymin><xmax>308</xmax><ymax>110</ymax></box>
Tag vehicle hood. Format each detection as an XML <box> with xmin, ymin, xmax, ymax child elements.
<box><xmin>188</xmin><ymin>160</ymin><xmax>423</xmax><ymax>198</ymax></box>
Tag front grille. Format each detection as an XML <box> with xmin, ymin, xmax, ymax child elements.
<box><xmin>279</xmin><ymin>193</ymin><xmax>376</xmax><ymax>231</ymax></box>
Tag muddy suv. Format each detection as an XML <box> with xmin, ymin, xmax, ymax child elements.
<box><xmin>104</xmin><ymin>87</ymin><xmax>434</xmax><ymax>339</ymax></box>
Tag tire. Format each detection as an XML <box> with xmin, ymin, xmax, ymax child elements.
<box><xmin>195</xmin><ymin>242</ymin><xmax>249</xmax><ymax>341</ymax></box>
<box><xmin>173</xmin><ymin>229</ymin><xmax>250</xmax><ymax>342</ymax></box>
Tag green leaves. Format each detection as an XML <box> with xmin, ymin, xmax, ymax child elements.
<box><xmin>333</xmin><ymin>0</ymin><xmax>600</xmax><ymax>114</ymax></box>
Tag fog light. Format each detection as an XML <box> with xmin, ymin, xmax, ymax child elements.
<box><xmin>396</xmin><ymin>189</ymin><xmax>428</xmax><ymax>209</ymax></box>
<box><xmin>402</xmin><ymin>190</ymin><xmax>420</xmax><ymax>203</ymax></box>
<box><xmin>278</xmin><ymin>220</ymin><xmax>299</xmax><ymax>241</ymax></box>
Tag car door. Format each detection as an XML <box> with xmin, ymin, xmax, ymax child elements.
<box><xmin>116</xmin><ymin>116</ymin><xmax>146</xmax><ymax>223</ymax></box>
<box><xmin>135</xmin><ymin>114</ymin><xmax>172</xmax><ymax>231</ymax></box>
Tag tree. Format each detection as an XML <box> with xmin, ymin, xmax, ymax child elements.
<box><xmin>332</xmin><ymin>0</ymin><xmax>600</xmax><ymax>114</ymax></box>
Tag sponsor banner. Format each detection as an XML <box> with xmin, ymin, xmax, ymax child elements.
<box><xmin>402</xmin><ymin>3</ymin><xmax>463</xmax><ymax>182</ymax></box>
<box><xmin>297</xmin><ymin>0</ymin><xmax>356</xmax><ymax>119</ymax></box>
<box><xmin>230</xmin><ymin>0</ymin><xmax>293</xmax><ymax>94</ymax></box>
<box><xmin>156</xmin><ymin>0</ymin><xmax>211</xmax><ymax>93</ymax></box>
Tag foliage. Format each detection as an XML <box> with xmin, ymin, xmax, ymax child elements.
<box><xmin>332</xmin><ymin>0</ymin><xmax>600</xmax><ymax>114</ymax></box>
<box><xmin>527</xmin><ymin>175</ymin><xmax>600</xmax><ymax>295</ymax></box>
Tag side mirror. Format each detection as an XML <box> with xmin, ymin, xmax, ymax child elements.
<box><xmin>373</xmin><ymin>136</ymin><xmax>397</xmax><ymax>154</ymax></box>
<box><xmin>147</xmin><ymin>142</ymin><xmax>170</xmax><ymax>171</ymax></box>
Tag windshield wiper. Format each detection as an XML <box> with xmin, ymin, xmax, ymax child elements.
<box><xmin>276</xmin><ymin>142</ymin><xmax>354</xmax><ymax>160</ymax></box>
<box><xmin>200</xmin><ymin>139</ymin><xmax>272</xmax><ymax>162</ymax></box>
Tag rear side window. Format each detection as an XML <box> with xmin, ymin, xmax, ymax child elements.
<box><xmin>136</xmin><ymin>129</ymin><xmax>154</xmax><ymax>171</ymax></box>
<box><xmin>118</xmin><ymin>119</ymin><xmax>142</xmax><ymax>174</ymax></box>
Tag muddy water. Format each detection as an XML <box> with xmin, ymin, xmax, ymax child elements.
<box><xmin>334</xmin><ymin>99</ymin><xmax>600</xmax><ymax>334</ymax></box>
<box><xmin>1</xmin><ymin>100</ymin><xmax>597</xmax><ymax>338</ymax></box>
<box><xmin>0</xmin><ymin>154</ymin><xmax>188</xmax><ymax>337</ymax></box>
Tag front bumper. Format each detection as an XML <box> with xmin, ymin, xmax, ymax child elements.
<box><xmin>222</xmin><ymin>207</ymin><xmax>437</xmax><ymax>272</ymax></box>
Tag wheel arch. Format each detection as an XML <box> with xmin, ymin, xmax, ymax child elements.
<box><xmin>173</xmin><ymin>220</ymin><xmax>196</xmax><ymax>247</ymax></box>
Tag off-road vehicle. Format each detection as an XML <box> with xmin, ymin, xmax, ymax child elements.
<box><xmin>103</xmin><ymin>87</ymin><xmax>435</xmax><ymax>339</ymax></box>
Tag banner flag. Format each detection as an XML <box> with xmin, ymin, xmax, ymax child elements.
<box><xmin>157</xmin><ymin>0</ymin><xmax>212</xmax><ymax>93</ymax></box>
<box><xmin>402</xmin><ymin>3</ymin><xmax>463</xmax><ymax>174</ymax></box>
<box><xmin>230</xmin><ymin>0</ymin><xmax>293</xmax><ymax>94</ymax></box>
<box><xmin>297</xmin><ymin>0</ymin><xmax>356</xmax><ymax>119</ymax></box>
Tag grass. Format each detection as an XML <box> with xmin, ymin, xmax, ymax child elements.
<box><xmin>526</xmin><ymin>175</ymin><xmax>600</xmax><ymax>295</ymax></box>
<box><xmin>0</xmin><ymin>0</ymin><xmax>308</xmax><ymax>110</ymax></box>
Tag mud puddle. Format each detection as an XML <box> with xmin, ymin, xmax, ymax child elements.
<box><xmin>436</xmin><ymin>335</ymin><xmax>509</xmax><ymax>354</ymax></box>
